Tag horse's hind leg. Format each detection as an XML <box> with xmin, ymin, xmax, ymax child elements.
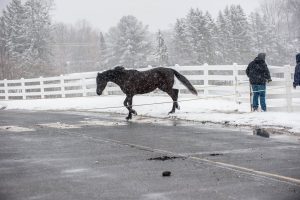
<box><xmin>166</xmin><ymin>89</ymin><xmax>179</xmax><ymax>114</ymax></box>
<box><xmin>174</xmin><ymin>89</ymin><xmax>180</xmax><ymax>110</ymax></box>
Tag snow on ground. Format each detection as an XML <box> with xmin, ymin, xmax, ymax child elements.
<box><xmin>1</xmin><ymin>95</ymin><xmax>300</xmax><ymax>134</ymax></box>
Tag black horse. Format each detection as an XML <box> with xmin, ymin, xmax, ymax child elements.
<box><xmin>96</xmin><ymin>66</ymin><xmax>198</xmax><ymax>120</ymax></box>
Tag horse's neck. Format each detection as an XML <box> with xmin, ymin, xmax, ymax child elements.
<box><xmin>107</xmin><ymin>73</ymin><xmax>125</xmax><ymax>86</ymax></box>
<box><xmin>109</xmin><ymin>78</ymin><xmax>122</xmax><ymax>86</ymax></box>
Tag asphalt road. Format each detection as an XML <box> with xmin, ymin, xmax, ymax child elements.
<box><xmin>0</xmin><ymin>110</ymin><xmax>300</xmax><ymax>200</ymax></box>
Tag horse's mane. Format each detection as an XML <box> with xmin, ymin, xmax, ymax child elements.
<box><xmin>114</xmin><ymin>66</ymin><xmax>125</xmax><ymax>71</ymax></box>
<box><xmin>112</xmin><ymin>65</ymin><xmax>139</xmax><ymax>76</ymax></box>
<box><xmin>99</xmin><ymin>66</ymin><xmax>127</xmax><ymax>81</ymax></box>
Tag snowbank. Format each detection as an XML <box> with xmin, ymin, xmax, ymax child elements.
<box><xmin>1</xmin><ymin>95</ymin><xmax>300</xmax><ymax>134</ymax></box>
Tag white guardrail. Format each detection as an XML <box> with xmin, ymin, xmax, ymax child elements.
<box><xmin>0</xmin><ymin>64</ymin><xmax>300</xmax><ymax>112</ymax></box>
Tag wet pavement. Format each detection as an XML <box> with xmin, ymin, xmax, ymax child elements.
<box><xmin>0</xmin><ymin>110</ymin><xmax>300</xmax><ymax>200</ymax></box>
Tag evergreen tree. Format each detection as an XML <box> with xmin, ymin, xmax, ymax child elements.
<box><xmin>288</xmin><ymin>0</ymin><xmax>300</xmax><ymax>42</ymax></box>
<box><xmin>155</xmin><ymin>30</ymin><xmax>169</xmax><ymax>66</ymax></box>
<box><xmin>222</xmin><ymin>6</ymin><xmax>235</xmax><ymax>64</ymax></box>
<box><xmin>0</xmin><ymin>0</ymin><xmax>53</xmax><ymax>78</ymax></box>
<box><xmin>216</xmin><ymin>11</ymin><xmax>231</xmax><ymax>64</ymax></box>
<box><xmin>248</xmin><ymin>11</ymin><xmax>278</xmax><ymax>65</ymax></box>
<box><xmin>23</xmin><ymin>0</ymin><xmax>53</xmax><ymax>77</ymax></box>
<box><xmin>185</xmin><ymin>8</ymin><xmax>212</xmax><ymax>64</ymax></box>
<box><xmin>259</xmin><ymin>0</ymin><xmax>298</xmax><ymax>65</ymax></box>
<box><xmin>173</xmin><ymin>18</ymin><xmax>193</xmax><ymax>65</ymax></box>
<box><xmin>106</xmin><ymin>15</ymin><xmax>151</xmax><ymax>68</ymax></box>
<box><xmin>229</xmin><ymin>5</ymin><xmax>252</xmax><ymax>64</ymax></box>
<box><xmin>249</xmin><ymin>12</ymin><xmax>266</xmax><ymax>53</ymax></box>
<box><xmin>97</xmin><ymin>31</ymin><xmax>108</xmax><ymax>69</ymax></box>
<box><xmin>2</xmin><ymin>0</ymin><xmax>27</xmax><ymax>78</ymax></box>
<box><xmin>0</xmin><ymin>15</ymin><xmax>8</xmax><ymax>79</ymax></box>
<box><xmin>204</xmin><ymin>11</ymin><xmax>217</xmax><ymax>64</ymax></box>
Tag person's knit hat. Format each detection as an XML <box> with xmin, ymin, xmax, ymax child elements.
<box><xmin>257</xmin><ymin>53</ymin><xmax>266</xmax><ymax>61</ymax></box>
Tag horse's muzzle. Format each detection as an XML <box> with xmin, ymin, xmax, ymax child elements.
<box><xmin>96</xmin><ymin>89</ymin><xmax>102</xmax><ymax>95</ymax></box>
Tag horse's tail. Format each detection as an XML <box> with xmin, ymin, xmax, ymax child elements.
<box><xmin>172</xmin><ymin>69</ymin><xmax>198</xmax><ymax>95</ymax></box>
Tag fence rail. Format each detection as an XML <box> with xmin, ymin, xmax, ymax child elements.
<box><xmin>1</xmin><ymin>64</ymin><xmax>299</xmax><ymax>112</ymax></box>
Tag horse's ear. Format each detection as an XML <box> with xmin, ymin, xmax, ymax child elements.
<box><xmin>114</xmin><ymin>66</ymin><xmax>125</xmax><ymax>71</ymax></box>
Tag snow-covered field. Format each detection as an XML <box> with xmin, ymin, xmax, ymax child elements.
<box><xmin>1</xmin><ymin>95</ymin><xmax>300</xmax><ymax>134</ymax></box>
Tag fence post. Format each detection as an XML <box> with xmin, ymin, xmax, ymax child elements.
<box><xmin>60</xmin><ymin>75</ymin><xmax>66</xmax><ymax>98</ymax></box>
<box><xmin>233</xmin><ymin>63</ymin><xmax>239</xmax><ymax>104</ymax></box>
<box><xmin>3</xmin><ymin>79</ymin><xmax>8</xmax><ymax>100</ymax></box>
<box><xmin>81</xmin><ymin>77</ymin><xmax>87</xmax><ymax>97</ymax></box>
<box><xmin>203</xmin><ymin>63</ymin><xmax>208</xmax><ymax>96</ymax></box>
<box><xmin>39</xmin><ymin>76</ymin><xmax>44</xmax><ymax>99</ymax></box>
<box><xmin>20</xmin><ymin>78</ymin><xmax>26</xmax><ymax>100</ymax></box>
<box><xmin>284</xmin><ymin>65</ymin><xmax>292</xmax><ymax>112</ymax></box>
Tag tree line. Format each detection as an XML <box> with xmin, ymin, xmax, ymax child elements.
<box><xmin>0</xmin><ymin>0</ymin><xmax>299</xmax><ymax>79</ymax></box>
<box><xmin>0</xmin><ymin>0</ymin><xmax>52</xmax><ymax>79</ymax></box>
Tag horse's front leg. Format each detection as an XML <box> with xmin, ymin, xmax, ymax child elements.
<box><xmin>123</xmin><ymin>96</ymin><xmax>129</xmax><ymax>110</ymax></box>
<box><xmin>128</xmin><ymin>95</ymin><xmax>137</xmax><ymax>115</ymax></box>
<box><xmin>123</xmin><ymin>96</ymin><xmax>131</xmax><ymax>120</ymax></box>
<box><xmin>124</xmin><ymin>95</ymin><xmax>137</xmax><ymax>120</ymax></box>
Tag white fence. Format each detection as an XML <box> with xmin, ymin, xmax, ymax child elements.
<box><xmin>1</xmin><ymin>64</ymin><xmax>300</xmax><ymax>112</ymax></box>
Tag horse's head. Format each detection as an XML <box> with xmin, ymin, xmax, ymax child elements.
<box><xmin>96</xmin><ymin>67</ymin><xmax>125</xmax><ymax>95</ymax></box>
<box><xmin>96</xmin><ymin>72</ymin><xmax>108</xmax><ymax>95</ymax></box>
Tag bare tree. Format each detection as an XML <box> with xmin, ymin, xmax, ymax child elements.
<box><xmin>51</xmin><ymin>20</ymin><xmax>101</xmax><ymax>74</ymax></box>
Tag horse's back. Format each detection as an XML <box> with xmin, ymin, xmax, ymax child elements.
<box><xmin>123</xmin><ymin>67</ymin><xmax>174</xmax><ymax>94</ymax></box>
<box><xmin>150</xmin><ymin>67</ymin><xmax>173</xmax><ymax>73</ymax></box>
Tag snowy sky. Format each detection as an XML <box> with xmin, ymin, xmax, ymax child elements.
<box><xmin>51</xmin><ymin>0</ymin><xmax>262</xmax><ymax>32</ymax></box>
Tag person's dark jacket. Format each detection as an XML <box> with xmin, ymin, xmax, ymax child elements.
<box><xmin>246</xmin><ymin>56</ymin><xmax>271</xmax><ymax>85</ymax></box>
<box><xmin>293</xmin><ymin>53</ymin><xmax>300</xmax><ymax>88</ymax></box>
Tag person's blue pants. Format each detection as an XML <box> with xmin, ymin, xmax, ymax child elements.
<box><xmin>252</xmin><ymin>84</ymin><xmax>266</xmax><ymax>111</ymax></box>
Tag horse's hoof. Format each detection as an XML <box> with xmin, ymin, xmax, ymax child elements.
<box><xmin>168</xmin><ymin>111</ymin><xmax>175</xmax><ymax>115</ymax></box>
<box><xmin>176</xmin><ymin>105</ymin><xmax>180</xmax><ymax>110</ymax></box>
<box><xmin>132</xmin><ymin>110</ymin><xmax>137</xmax><ymax>115</ymax></box>
<box><xmin>126</xmin><ymin>113</ymin><xmax>133</xmax><ymax>120</ymax></box>
<box><xmin>126</xmin><ymin>115</ymin><xmax>132</xmax><ymax>120</ymax></box>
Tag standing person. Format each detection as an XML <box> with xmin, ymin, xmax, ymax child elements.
<box><xmin>246</xmin><ymin>53</ymin><xmax>272</xmax><ymax>112</ymax></box>
<box><xmin>293</xmin><ymin>53</ymin><xmax>300</xmax><ymax>89</ymax></box>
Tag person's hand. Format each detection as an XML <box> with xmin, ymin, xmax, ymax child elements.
<box><xmin>267</xmin><ymin>79</ymin><xmax>272</xmax><ymax>83</ymax></box>
<box><xmin>294</xmin><ymin>84</ymin><xmax>297</xmax><ymax>89</ymax></box>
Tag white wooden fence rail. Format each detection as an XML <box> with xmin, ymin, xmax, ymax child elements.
<box><xmin>0</xmin><ymin>64</ymin><xmax>299</xmax><ymax>112</ymax></box>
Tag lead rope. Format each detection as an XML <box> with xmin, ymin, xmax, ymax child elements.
<box><xmin>78</xmin><ymin>85</ymin><xmax>287</xmax><ymax>111</ymax></box>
